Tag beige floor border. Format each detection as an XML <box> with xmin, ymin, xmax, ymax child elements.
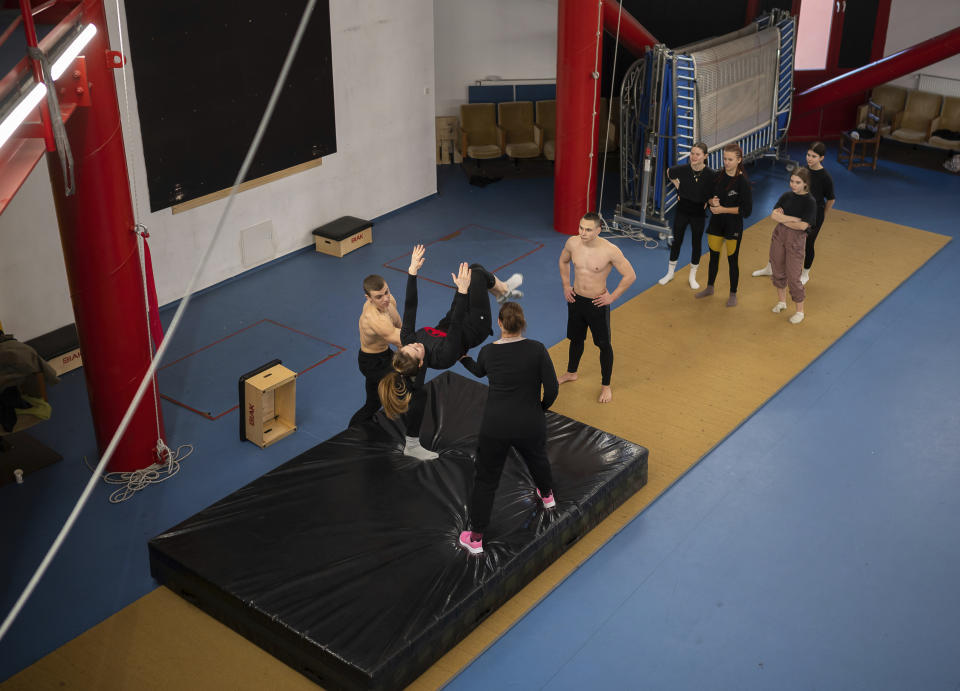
<box><xmin>3</xmin><ymin>211</ymin><xmax>949</xmax><ymax>691</ymax></box>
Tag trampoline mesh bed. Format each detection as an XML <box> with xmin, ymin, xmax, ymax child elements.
<box><xmin>149</xmin><ymin>372</ymin><xmax>648</xmax><ymax>690</ymax></box>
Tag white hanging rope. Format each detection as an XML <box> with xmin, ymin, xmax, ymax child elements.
<box><xmin>0</xmin><ymin>0</ymin><xmax>319</xmax><ymax>643</ymax></box>
<box><xmin>597</xmin><ymin>0</ymin><xmax>624</xmax><ymax>215</ymax></box>
<box><xmin>585</xmin><ymin>0</ymin><xmax>605</xmax><ymax>211</ymax></box>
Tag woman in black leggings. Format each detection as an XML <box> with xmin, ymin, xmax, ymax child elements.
<box><xmin>659</xmin><ymin>142</ymin><xmax>716</xmax><ymax>289</ymax></box>
<box><xmin>458</xmin><ymin>302</ymin><xmax>559</xmax><ymax>555</ymax></box>
<box><xmin>378</xmin><ymin>245</ymin><xmax>500</xmax><ymax>458</ymax></box>
<box><xmin>695</xmin><ymin>143</ymin><xmax>753</xmax><ymax>307</ymax></box>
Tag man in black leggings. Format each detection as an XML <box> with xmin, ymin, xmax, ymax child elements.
<box><xmin>557</xmin><ymin>212</ymin><xmax>636</xmax><ymax>403</ymax></box>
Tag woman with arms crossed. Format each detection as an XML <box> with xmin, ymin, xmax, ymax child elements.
<box><xmin>768</xmin><ymin>168</ymin><xmax>817</xmax><ymax>324</ymax></box>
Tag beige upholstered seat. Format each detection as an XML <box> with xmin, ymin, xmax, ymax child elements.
<box><xmin>459</xmin><ymin>103</ymin><xmax>503</xmax><ymax>160</ymax></box>
<box><xmin>929</xmin><ymin>97</ymin><xmax>960</xmax><ymax>150</ymax></box>
<box><xmin>535</xmin><ymin>100</ymin><xmax>556</xmax><ymax>161</ymax></box>
<box><xmin>889</xmin><ymin>91</ymin><xmax>942</xmax><ymax>144</ymax></box>
<box><xmin>861</xmin><ymin>84</ymin><xmax>907</xmax><ymax>136</ymax></box>
<box><xmin>598</xmin><ymin>97</ymin><xmax>619</xmax><ymax>153</ymax></box>
<box><xmin>497</xmin><ymin>101</ymin><xmax>541</xmax><ymax>159</ymax></box>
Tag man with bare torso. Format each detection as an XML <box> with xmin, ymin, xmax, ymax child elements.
<box><xmin>558</xmin><ymin>212</ymin><xmax>636</xmax><ymax>403</ymax></box>
<box><xmin>349</xmin><ymin>274</ymin><xmax>403</xmax><ymax>427</ymax></box>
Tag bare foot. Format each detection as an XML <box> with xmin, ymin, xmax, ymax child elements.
<box><xmin>598</xmin><ymin>385</ymin><xmax>612</xmax><ymax>403</ymax></box>
<box><xmin>558</xmin><ymin>372</ymin><xmax>578</xmax><ymax>384</ymax></box>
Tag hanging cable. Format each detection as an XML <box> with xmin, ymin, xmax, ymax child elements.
<box><xmin>0</xmin><ymin>0</ymin><xmax>319</xmax><ymax>643</ymax></box>
<box><xmin>597</xmin><ymin>0</ymin><xmax>623</xmax><ymax>217</ymax></box>
<box><xmin>26</xmin><ymin>46</ymin><xmax>75</xmax><ymax>194</ymax></box>
<box><xmin>584</xmin><ymin>0</ymin><xmax>605</xmax><ymax>213</ymax></box>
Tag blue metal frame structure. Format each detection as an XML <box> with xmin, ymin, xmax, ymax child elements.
<box><xmin>614</xmin><ymin>10</ymin><xmax>796</xmax><ymax>240</ymax></box>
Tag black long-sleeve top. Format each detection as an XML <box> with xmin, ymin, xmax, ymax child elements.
<box><xmin>707</xmin><ymin>172</ymin><xmax>753</xmax><ymax>239</ymax></box>
<box><xmin>460</xmin><ymin>339</ymin><xmax>559</xmax><ymax>439</ymax></box>
<box><xmin>401</xmin><ymin>273</ymin><xmax>467</xmax><ymax>370</ymax></box>
<box><xmin>807</xmin><ymin>167</ymin><xmax>835</xmax><ymax>210</ymax></box>
<box><xmin>667</xmin><ymin>163</ymin><xmax>717</xmax><ymax>216</ymax></box>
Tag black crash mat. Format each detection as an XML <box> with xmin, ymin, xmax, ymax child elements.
<box><xmin>149</xmin><ymin>371</ymin><xmax>648</xmax><ymax>690</ymax></box>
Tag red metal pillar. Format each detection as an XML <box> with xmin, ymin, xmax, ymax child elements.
<box><xmin>554</xmin><ymin>0</ymin><xmax>658</xmax><ymax>234</ymax></box>
<box><xmin>46</xmin><ymin>0</ymin><xmax>164</xmax><ymax>471</ymax></box>
<box><xmin>554</xmin><ymin>0</ymin><xmax>602</xmax><ymax>235</ymax></box>
<box><xmin>793</xmin><ymin>26</ymin><xmax>960</xmax><ymax>114</ymax></box>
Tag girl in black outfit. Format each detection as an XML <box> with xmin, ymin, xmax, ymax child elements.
<box><xmin>378</xmin><ymin>246</ymin><xmax>496</xmax><ymax>459</ymax></box>
<box><xmin>659</xmin><ymin>142</ymin><xmax>716</xmax><ymax>289</ymax></box>
<box><xmin>753</xmin><ymin>141</ymin><xmax>835</xmax><ymax>283</ymax></box>
<box><xmin>695</xmin><ymin>143</ymin><xmax>753</xmax><ymax>307</ymax></box>
<box><xmin>457</xmin><ymin>302</ymin><xmax>559</xmax><ymax>555</ymax></box>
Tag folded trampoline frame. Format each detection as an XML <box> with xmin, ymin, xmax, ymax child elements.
<box><xmin>614</xmin><ymin>10</ymin><xmax>796</xmax><ymax>239</ymax></box>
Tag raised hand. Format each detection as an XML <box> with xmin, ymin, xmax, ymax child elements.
<box><xmin>451</xmin><ymin>262</ymin><xmax>471</xmax><ymax>294</ymax></box>
<box><xmin>408</xmin><ymin>244</ymin><xmax>426</xmax><ymax>276</ymax></box>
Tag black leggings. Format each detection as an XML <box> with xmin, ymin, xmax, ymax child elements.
<box><xmin>706</xmin><ymin>234</ymin><xmax>741</xmax><ymax>293</ymax></box>
<box><xmin>804</xmin><ymin>208</ymin><xmax>825</xmax><ymax>270</ymax></box>
<box><xmin>669</xmin><ymin>210</ymin><xmax>707</xmax><ymax>264</ymax></box>
<box><xmin>468</xmin><ymin>430</ymin><xmax>553</xmax><ymax>533</ymax></box>
<box><xmin>566</xmin><ymin>296</ymin><xmax>613</xmax><ymax>386</ymax></box>
<box><xmin>348</xmin><ymin>348</ymin><xmax>394</xmax><ymax>427</ymax></box>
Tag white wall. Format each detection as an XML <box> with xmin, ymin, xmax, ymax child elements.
<box><xmin>0</xmin><ymin>0</ymin><xmax>436</xmax><ymax>341</ymax></box>
<box><xmin>884</xmin><ymin>0</ymin><xmax>960</xmax><ymax>88</ymax></box>
<box><xmin>434</xmin><ymin>0</ymin><xmax>557</xmax><ymax>116</ymax></box>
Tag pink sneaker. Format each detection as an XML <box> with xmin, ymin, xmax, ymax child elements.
<box><xmin>458</xmin><ymin>531</ymin><xmax>483</xmax><ymax>554</ymax></box>
<box><xmin>537</xmin><ymin>489</ymin><xmax>556</xmax><ymax>509</ymax></box>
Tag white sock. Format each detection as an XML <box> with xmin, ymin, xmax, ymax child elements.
<box><xmin>688</xmin><ymin>264</ymin><xmax>700</xmax><ymax>290</ymax></box>
<box><xmin>789</xmin><ymin>312</ymin><xmax>805</xmax><ymax>324</ymax></box>
<box><xmin>404</xmin><ymin>436</ymin><xmax>439</xmax><ymax>460</ymax></box>
<box><xmin>658</xmin><ymin>261</ymin><xmax>677</xmax><ymax>285</ymax></box>
<box><xmin>752</xmin><ymin>263</ymin><xmax>772</xmax><ymax>277</ymax></box>
<box><xmin>504</xmin><ymin>273</ymin><xmax>523</xmax><ymax>292</ymax></box>
<box><xmin>800</xmin><ymin>268</ymin><xmax>810</xmax><ymax>285</ymax></box>
<box><xmin>772</xmin><ymin>301</ymin><xmax>787</xmax><ymax>313</ymax></box>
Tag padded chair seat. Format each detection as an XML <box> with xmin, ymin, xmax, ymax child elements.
<box><xmin>543</xmin><ymin>140</ymin><xmax>556</xmax><ymax>161</ymax></box>
<box><xmin>505</xmin><ymin>142</ymin><xmax>541</xmax><ymax>158</ymax></box>
<box><xmin>929</xmin><ymin>135</ymin><xmax>960</xmax><ymax>150</ymax></box>
<box><xmin>889</xmin><ymin>128</ymin><xmax>929</xmax><ymax>143</ymax></box>
<box><xmin>467</xmin><ymin>144</ymin><xmax>502</xmax><ymax>159</ymax></box>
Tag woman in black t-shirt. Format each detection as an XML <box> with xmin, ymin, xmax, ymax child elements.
<box><xmin>695</xmin><ymin>143</ymin><xmax>753</xmax><ymax>307</ymax></box>
<box><xmin>457</xmin><ymin>302</ymin><xmax>559</xmax><ymax>555</ymax></box>
<box><xmin>659</xmin><ymin>142</ymin><xmax>716</xmax><ymax>289</ymax></box>
<box><xmin>768</xmin><ymin>168</ymin><xmax>817</xmax><ymax>324</ymax></box>
<box><xmin>753</xmin><ymin>141</ymin><xmax>835</xmax><ymax>282</ymax></box>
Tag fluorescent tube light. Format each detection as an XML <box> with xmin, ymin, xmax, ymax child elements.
<box><xmin>0</xmin><ymin>83</ymin><xmax>48</xmax><ymax>150</ymax></box>
<box><xmin>51</xmin><ymin>24</ymin><xmax>97</xmax><ymax>80</ymax></box>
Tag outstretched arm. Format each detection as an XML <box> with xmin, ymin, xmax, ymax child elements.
<box><xmin>401</xmin><ymin>245</ymin><xmax>427</xmax><ymax>344</ymax></box>
<box><xmin>540</xmin><ymin>345</ymin><xmax>559</xmax><ymax>410</ymax></box>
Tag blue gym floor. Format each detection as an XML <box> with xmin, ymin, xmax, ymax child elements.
<box><xmin>2</xmin><ymin>146</ymin><xmax>959</xmax><ymax>689</ymax></box>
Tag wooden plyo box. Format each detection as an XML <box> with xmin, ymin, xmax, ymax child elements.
<box><xmin>243</xmin><ymin>364</ymin><xmax>297</xmax><ymax>449</ymax></box>
<box><xmin>312</xmin><ymin>215</ymin><xmax>374</xmax><ymax>258</ymax></box>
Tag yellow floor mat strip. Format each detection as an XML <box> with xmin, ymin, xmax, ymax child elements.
<box><xmin>4</xmin><ymin>211</ymin><xmax>948</xmax><ymax>691</ymax></box>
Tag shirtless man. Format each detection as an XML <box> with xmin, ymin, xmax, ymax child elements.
<box><xmin>350</xmin><ymin>274</ymin><xmax>403</xmax><ymax>428</ymax></box>
<box><xmin>558</xmin><ymin>212</ymin><xmax>636</xmax><ymax>403</ymax></box>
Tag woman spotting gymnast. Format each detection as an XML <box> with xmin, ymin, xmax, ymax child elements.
<box><xmin>695</xmin><ymin>143</ymin><xmax>753</xmax><ymax>307</ymax></box>
<box><xmin>379</xmin><ymin>245</ymin><xmax>515</xmax><ymax>459</ymax></box>
<box><xmin>658</xmin><ymin>142</ymin><xmax>716</xmax><ymax>289</ymax></box>
<box><xmin>768</xmin><ymin>168</ymin><xmax>817</xmax><ymax>324</ymax></box>
<box><xmin>457</xmin><ymin>302</ymin><xmax>559</xmax><ymax>555</ymax></box>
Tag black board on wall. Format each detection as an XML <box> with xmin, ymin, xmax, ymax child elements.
<box><xmin>124</xmin><ymin>1</ymin><xmax>336</xmax><ymax>212</ymax></box>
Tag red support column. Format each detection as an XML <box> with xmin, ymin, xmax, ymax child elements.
<box><xmin>554</xmin><ymin>0</ymin><xmax>658</xmax><ymax>234</ymax></box>
<box><xmin>554</xmin><ymin>0</ymin><xmax>602</xmax><ymax>235</ymax></box>
<box><xmin>47</xmin><ymin>0</ymin><xmax>164</xmax><ymax>471</ymax></box>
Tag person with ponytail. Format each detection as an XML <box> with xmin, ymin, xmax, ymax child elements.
<box><xmin>695</xmin><ymin>143</ymin><xmax>753</xmax><ymax>307</ymax></box>
<box><xmin>659</xmin><ymin>142</ymin><xmax>716</xmax><ymax>289</ymax></box>
<box><xmin>378</xmin><ymin>245</ymin><xmax>508</xmax><ymax>459</ymax></box>
<box><xmin>456</xmin><ymin>302</ymin><xmax>559</xmax><ymax>555</ymax></box>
